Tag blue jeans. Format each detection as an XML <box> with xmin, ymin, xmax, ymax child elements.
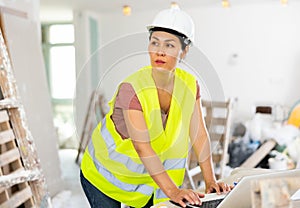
<box><xmin>80</xmin><ymin>170</ymin><xmax>153</xmax><ymax>208</ymax></box>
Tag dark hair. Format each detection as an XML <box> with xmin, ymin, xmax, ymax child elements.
<box><xmin>149</xmin><ymin>27</ymin><xmax>191</xmax><ymax>50</ymax></box>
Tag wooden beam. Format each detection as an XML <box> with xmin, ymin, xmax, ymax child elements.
<box><xmin>0</xmin><ymin>6</ymin><xmax>27</xmax><ymax>19</ymax></box>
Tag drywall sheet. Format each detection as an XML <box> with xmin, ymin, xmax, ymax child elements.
<box><xmin>0</xmin><ymin>11</ymin><xmax>63</xmax><ymax>196</ymax></box>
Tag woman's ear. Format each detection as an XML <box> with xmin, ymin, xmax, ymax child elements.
<box><xmin>180</xmin><ymin>46</ymin><xmax>189</xmax><ymax>60</ymax></box>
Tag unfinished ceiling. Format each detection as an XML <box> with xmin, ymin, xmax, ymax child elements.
<box><xmin>40</xmin><ymin>0</ymin><xmax>219</xmax><ymax>13</ymax></box>
<box><xmin>39</xmin><ymin>0</ymin><xmax>278</xmax><ymax>21</ymax></box>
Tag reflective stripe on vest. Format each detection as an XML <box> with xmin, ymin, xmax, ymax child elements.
<box><xmin>87</xmin><ymin>136</ymin><xmax>153</xmax><ymax>195</ymax></box>
<box><xmin>156</xmin><ymin>188</ymin><xmax>167</xmax><ymax>199</ymax></box>
<box><xmin>88</xmin><ymin>117</ymin><xmax>187</xmax><ymax>174</ymax></box>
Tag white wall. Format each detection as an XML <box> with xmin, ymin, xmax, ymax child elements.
<box><xmin>73</xmin><ymin>3</ymin><xmax>300</xmax><ymax>123</ymax></box>
<box><xmin>188</xmin><ymin>3</ymin><xmax>300</xmax><ymax>121</ymax></box>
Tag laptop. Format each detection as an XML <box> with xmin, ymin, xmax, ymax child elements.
<box><xmin>169</xmin><ymin>169</ymin><xmax>300</xmax><ymax>208</ymax></box>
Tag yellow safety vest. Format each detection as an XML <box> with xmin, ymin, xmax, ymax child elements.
<box><xmin>81</xmin><ymin>66</ymin><xmax>197</xmax><ymax>207</ymax></box>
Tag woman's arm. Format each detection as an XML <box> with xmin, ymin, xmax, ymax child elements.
<box><xmin>123</xmin><ymin>109</ymin><xmax>203</xmax><ymax>207</ymax></box>
<box><xmin>189</xmin><ymin>99</ymin><xmax>231</xmax><ymax>194</ymax></box>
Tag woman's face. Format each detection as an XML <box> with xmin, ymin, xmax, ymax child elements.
<box><xmin>148</xmin><ymin>31</ymin><xmax>186</xmax><ymax>71</ymax></box>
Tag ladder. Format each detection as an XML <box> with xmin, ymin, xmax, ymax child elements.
<box><xmin>185</xmin><ymin>99</ymin><xmax>234</xmax><ymax>189</ymax></box>
<box><xmin>75</xmin><ymin>91</ymin><xmax>107</xmax><ymax>164</ymax></box>
<box><xmin>0</xmin><ymin>24</ymin><xmax>51</xmax><ymax>207</ymax></box>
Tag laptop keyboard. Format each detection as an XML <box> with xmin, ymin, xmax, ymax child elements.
<box><xmin>170</xmin><ymin>198</ymin><xmax>223</xmax><ymax>208</ymax></box>
<box><xmin>186</xmin><ymin>198</ymin><xmax>223</xmax><ymax>208</ymax></box>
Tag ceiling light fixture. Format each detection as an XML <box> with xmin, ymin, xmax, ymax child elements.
<box><xmin>123</xmin><ymin>5</ymin><xmax>131</xmax><ymax>16</ymax></box>
<box><xmin>280</xmin><ymin>0</ymin><xmax>288</xmax><ymax>6</ymax></box>
<box><xmin>222</xmin><ymin>0</ymin><xmax>230</xmax><ymax>8</ymax></box>
<box><xmin>171</xmin><ymin>2</ymin><xmax>179</xmax><ymax>9</ymax></box>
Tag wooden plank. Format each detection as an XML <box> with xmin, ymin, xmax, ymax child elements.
<box><xmin>0</xmin><ymin>142</ymin><xmax>10</xmax><ymax>177</ymax></box>
<box><xmin>0</xmin><ymin>129</ymin><xmax>15</xmax><ymax>145</ymax></box>
<box><xmin>202</xmin><ymin>100</ymin><xmax>229</xmax><ymax>108</ymax></box>
<box><xmin>0</xmin><ymin>191</ymin><xmax>9</xmax><ymax>206</ymax></box>
<box><xmin>0</xmin><ymin>99</ymin><xmax>20</xmax><ymax>110</ymax></box>
<box><xmin>7</xmin><ymin>109</ymin><xmax>26</xmax><ymax>145</ymax></box>
<box><xmin>24</xmin><ymin>198</ymin><xmax>34</xmax><ymax>208</ymax></box>
<box><xmin>209</xmin><ymin>117</ymin><xmax>227</xmax><ymax>126</ymax></box>
<box><xmin>0</xmin><ymin>111</ymin><xmax>8</xmax><ymax>123</ymax></box>
<box><xmin>209</xmin><ymin>133</ymin><xmax>223</xmax><ymax>142</ymax></box>
<box><xmin>240</xmin><ymin>139</ymin><xmax>277</xmax><ymax>168</ymax></box>
<box><xmin>0</xmin><ymin>6</ymin><xmax>28</xmax><ymax>19</ymax></box>
<box><xmin>1</xmin><ymin>160</ymin><xmax>22</xmax><ymax>176</ymax></box>
<box><xmin>0</xmin><ymin>169</ymin><xmax>41</xmax><ymax>189</ymax></box>
<box><xmin>9</xmin><ymin>160</ymin><xmax>23</xmax><ymax>174</ymax></box>
<box><xmin>0</xmin><ymin>148</ymin><xmax>20</xmax><ymax>167</ymax></box>
<box><xmin>0</xmin><ymin>186</ymin><xmax>6</xmax><ymax>193</ymax></box>
<box><xmin>0</xmin><ymin>167</ymin><xmax>26</xmax><ymax>192</ymax></box>
<box><xmin>0</xmin><ymin>110</ymin><xmax>10</xmax><ymax>131</ymax></box>
<box><xmin>212</xmin><ymin>154</ymin><xmax>222</xmax><ymax>163</ymax></box>
<box><xmin>0</xmin><ymin>185</ymin><xmax>32</xmax><ymax>208</ymax></box>
<box><xmin>0</xmin><ymin>121</ymin><xmax>10</xmax><ymax>132</ymax></box>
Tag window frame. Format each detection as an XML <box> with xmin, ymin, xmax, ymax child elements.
<box><xmin>41</xmin><ymin>22</ymin><xmax>75</xmax><ymax>104</ymax></box>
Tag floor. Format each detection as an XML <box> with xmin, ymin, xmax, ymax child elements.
<box><xmin>51</xmin><ymin>149</ymin><xmax>89</xmax><ymax>208</ymax></box>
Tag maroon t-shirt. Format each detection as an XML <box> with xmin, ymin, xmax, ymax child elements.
<box><xmin>111</xmin><ymin>81</ymin><xmax>200</xmax><ymax>139</ymax></box>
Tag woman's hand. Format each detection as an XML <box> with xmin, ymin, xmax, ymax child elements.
<box><xmin>205</xmin><ymin>181</ymin><xmax>233</xmax><ymax>194</ymax></box>
<box><xmin>169</xmin><ymin>188</ymin><xmax>205</xmax><ymax>207</ymax></box>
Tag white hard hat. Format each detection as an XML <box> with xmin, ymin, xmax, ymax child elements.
<box><xmin>147</xmin><ymin>7</ymin><xmax>195</xmax><ymax>44</ymax></box>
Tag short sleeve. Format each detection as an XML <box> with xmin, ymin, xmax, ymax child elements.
<box><xmin>114</xmin><ymin>82</ymin><xmax>143</xmax><ymax>111</ymax></box>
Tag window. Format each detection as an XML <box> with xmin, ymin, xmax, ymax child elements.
<box><xmin>49</xmin><ymin>46</ymin><xmax>75</xmax><ymax>99</ymax></box>
<box><xmin>42</xmin><ymin>23</ymin><xmax>77</xmax><ymax>149</ymax></box>
<box><xmin>49</xmin><ymin>24</ymin><xmax>75</xmax><ymax>44</ymax></box>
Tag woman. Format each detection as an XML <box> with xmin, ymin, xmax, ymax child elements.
<box><xmin>80</xmin><ymin>7</ymin><xmax>231</xmax><ymax>208</ymax></box>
